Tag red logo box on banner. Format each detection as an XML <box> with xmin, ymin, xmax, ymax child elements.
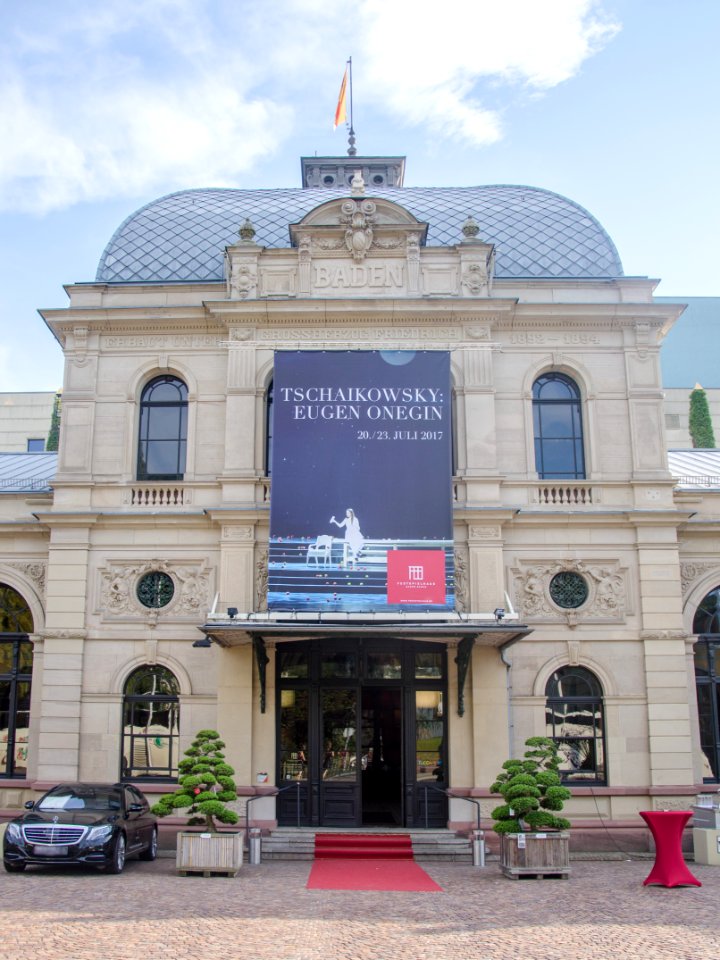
<box><xmin>387</xmin><ymin>550</ymin><xmax>446</xmax><ymax>605</ymax></box>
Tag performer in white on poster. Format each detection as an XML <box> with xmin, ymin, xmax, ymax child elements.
<box><xmin>330</xmin><ymin>509</ymin><xmax>365</xmax><ymax>563</ymax></box>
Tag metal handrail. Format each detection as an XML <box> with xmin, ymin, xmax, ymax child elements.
<box><xmin>245</xmin><ymin>780</ymin><xmax>303</xmax><ymax>849</ymax></box>
<box><xmin>421</xmin><ymin>782</ymin><xmax>481</xmax><ymax>832</ymax></box>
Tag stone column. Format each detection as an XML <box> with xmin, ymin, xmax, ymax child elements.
<box><xmin>470</xmin><ymin>645</ymin><xmax>511</xmax><ymax>788</ymax></box>
<box><xmin>223</xmin><ymin>341</ymin><xmax>258</xmax><ymax>483</ymax></box>
<box><xmin>636</xmin><ymin>521</ymin><xmax>694</xmax><ymax>788</ymax></box>
<box><xmin>216</xmin><ymin>645</ymin><xmax>254</xmax><ymax>785</ymax></box>
<box><xmin>467</xmin><ymin>523</ymin><xmax>506</xmax><ymax>613</ymax></box>
<box><xmin>34</xmin><ymin>522</ymin><xmax>92</xmax><ymax>782</ymax></box>
<box><xmin>218</xmin><ymin>523</ymin><xmax>256</xmax><ymax>612</ymax></box>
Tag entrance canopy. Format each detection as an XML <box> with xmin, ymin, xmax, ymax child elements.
<box><xmin>198</xmin><ymin>613</ymin><xmax>532</xmax><ymax>720</ymax></box>
<box><xmin>199</xmin><ymin>612</ymin><xmax>531</xmax><ymax>650</ymax></box>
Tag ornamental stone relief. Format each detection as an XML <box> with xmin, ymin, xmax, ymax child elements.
<box><xmin>98</xmin><ymin>559</ymin><xmax>211</xmax><ymax>620</ymax></box>
<box><xmin>229</xmin><ymin>263</ymin><xmax>258</xmax><ymax>300</ymax></box>
<box><xmin>222</xmin><ymin>525</ymin><xmax>254</xmax><ymax>541</ymax></box>
<box><xmin>3</xmin><ymin>561</ymin><xmax>47</xmax><ymax>596</ymax></box>
<box><xmin>461</xmin><ymin>262</ymin><xmax>489</xmax><ymax>296</ymax></box>
<box><xmin>255</xmin><ymin>548</ymin><xmax>268</xmax><ymax>612</ymax></box>
<box><xmin>454</xmin><ymin>547</ymin><xmax>469</xmax><ymax>614</ymax></box>
<box><xmin>340</xmin><ymin>199</ymin><xmax>376</xmax><ymax>260</ymax></box>
<box><xmin>680</xmin><ymin>561</ymin><xmax>719</xmax><ymax>598</ymax></box>
<box><xmin>510</xmin><ymin>559</ymin><xmax>628</xmax><ymax>623</ymax></box>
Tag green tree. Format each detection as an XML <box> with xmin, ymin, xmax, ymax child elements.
<box><xmin>689</xmin><ymin>385</ymin><xmax>716</xmax><ymax>449</ymax></box>
<box><xmin>45</xmin><ymin>392</ymin><xmax>62</xmax><ymax>451</ymax></box>
<box><xmin>152</xmin><ymin>729</ymin><xmax>239</xmax><ymax>831</ymax></box>
<box><xmin>490</xmin><ymin>736</ymin><xmax>571</xmax><ymax>834</ymax></box>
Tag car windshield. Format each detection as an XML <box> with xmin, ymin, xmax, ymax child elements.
<box><xmin>36</xmin><ymin>786</ymin><xmax>122</xmax><ymax>812</ymax></box>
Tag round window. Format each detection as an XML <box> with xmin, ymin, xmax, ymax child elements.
<box><xmin>323</xmin><ymin>175</ymin><xmax>335</xmax><ymax>185</ymax></box>
<box><xmin>136</xmin><ymin>571</ymin><xmax>175</xmax><ymax>609</ymax></box>
<box><xmin>549</xmin><ymin>571</ymin><xmax>588</xmax><ymax>609</ymax></box>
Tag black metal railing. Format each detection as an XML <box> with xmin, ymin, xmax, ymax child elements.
<box><xmin>420</xmin><ymin>782</ymin><xmax>481</xmax><ymax>831</ymax></box>
<box><xmin>245</xmin><ymin>780</ymin><xmax>303</xmax><ymax>849</ymax></box>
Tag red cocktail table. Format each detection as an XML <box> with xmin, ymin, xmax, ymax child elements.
<box><xmin>640</xmin><ymin>810</ymin><xmax>701</xmax><ymax>887</ymax></box>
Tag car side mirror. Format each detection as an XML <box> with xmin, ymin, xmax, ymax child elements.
<box><xmin>24</xmin><ymin>800</ymin><xmax>35</xmax><ymax>809</ymax></box>
<box><xmin>127</xmin><ymin>802</ymin><xmax>145</xmax><ymax>814</ymax></box>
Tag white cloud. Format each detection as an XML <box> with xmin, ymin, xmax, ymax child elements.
<box><xmin>355</xmin><ymin>0</ymin><xmax>620</xmax><ymax>144</ymax></box>
<box><xmin>0</xmin><ymin>0</ymin><xmax>620</xmax><ymax>213</ymax></box>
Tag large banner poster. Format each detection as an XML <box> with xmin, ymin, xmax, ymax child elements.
<box><xmin>268</xmin><ymin>350</ymin><xmax>454</xmax><ymax>612</ymax></box>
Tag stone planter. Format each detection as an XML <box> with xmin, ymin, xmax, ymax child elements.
<box><xmin>499</xmin><ymin>831</ymin><xmax>570</xmax><ymax>879</ymax></box>
<box><xmin>176</xmin><ymin>831</ymin><xmax>244</xmax><ymax>877</ymax></box>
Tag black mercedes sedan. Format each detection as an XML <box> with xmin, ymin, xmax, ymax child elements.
<box><xmin>3</xmin><ymin>782</ymin><xmax>158</xmax><ymax>873</ymax></box>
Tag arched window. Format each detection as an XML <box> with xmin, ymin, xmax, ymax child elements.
<box><xmin>137</xmin><ymin>375</ymin><xmax>188</xmax><ymax>481</ymax></box>
<box><xmin>545</xmin><ymin>666</ymin><xmax>605</xmax><ymax>784</ymax></box>
<box><xmin>121</xmin><ymin>665</ymin><xmax>179</xmax><ymax>781</ymax></box>
<box><xmin>693</xmin><ymin>585</ymin><xmax>720</xmax><ymax>781</ymax></box>
<box><xmin>533</xmin><ymin>373</ymin><xmax>585</xmax><ymax>479</ymax></box>
<box><xmin>0</xmin><ymin>584</ymin><xmax>34</xmax><ymax>778</ymax></box>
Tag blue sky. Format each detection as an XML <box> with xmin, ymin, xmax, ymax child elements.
<box><xmin>1</xmin><ymin>0</ymin><xmax>718</xmax><ymax>392</ymax></box>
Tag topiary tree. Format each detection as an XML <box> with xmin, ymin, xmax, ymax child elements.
<box><xmin>689</xmin><ymin>385</ymin><xmax>716</xmax><ymax>449</ymax></box>
<box><xmin>152</xmin><ymin>729</ymin><xmax>239</xmax><ymax>831</ymax></box>
<box><xmin>490</xmin><ymin>736</ymin><xmax>571</xmax><ymax>834</ymax></box>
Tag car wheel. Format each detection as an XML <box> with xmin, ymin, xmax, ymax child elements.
<box><xmin>139</xmin><ymin>827</ymin><xmax>158</xmax><ymax>861</ymax></box>
<box><xmin>4</xmin><ymin>861</ymin><xmax>26</xmax><ymax>873</ymax></box>
<box><xmin>106</xmin><ymin>833</ymin><xmax>126</xmax><ymax>874</ymax></box>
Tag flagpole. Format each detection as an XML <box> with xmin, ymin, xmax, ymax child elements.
<box><xmin>347</xmin><ymin>56</ymin><xmax>356</xmax><ymax>156</ymax></box>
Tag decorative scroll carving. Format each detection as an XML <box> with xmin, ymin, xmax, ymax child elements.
<box><xmin>312</xmin><ymin>237</ymin><xmax>344</xmax><ymax>250</ymax></box>
<box><xmin>466</xmin><ymin>325</ymin><xmax>491</xmax><ymax>340</ymax></box>
<box><xmin>680</xmin><ymin>561</ymin><xmax>719</xmax><ymax>597</ymax></box>
<box><xmin>339</xmin><ymin>199</ymin><xmax>376</xmax><ymax>260</ymax></box>
<box><xmin>255</xmin><ymin>548</ymin><xmax>268</xmax><ymax>612</ymax></box>
<box><xmin>640</xmin><ymin>630</ymin><xmax>688</xmax><ymax>642</ymax></box>
<box><xmin>651</xmin><ymin>797</ymin><xmax>695</xmax><ymax>812</ymax></box>
<box><xmin>406</xmin><ymin>232</ymin><xmax>421</xmax><ymax>295</ymax></box>
<box><xmin>454</xmin><ymin>548</ymin><xmax>469</xmax><ymax>614</ymax></box>
<box><xmin>39</xmin><ymin>629</ymin><xmax>87</xmax><ymax>640</ymax></box>
<box><xmin>222</xmin><ymin>525</ymin><xmax>253</xmax><ymax>540</ymax></box>
<box><xmin>230</xmin><ymin>263</ymin><xmax>258</xmax><ymax>300</ymax></box>
<box><xmin>99</xmin><ymin>559</ymin><xmax>211</xmax><ymax>620</ymax></box>
<box><xmin>3</xmin><ymin>561</ymin><xmax>47</xmax><ymax>596</ymax></box>
<box><xmin>461</xmin><ymin>261</ymin><xmax>489</xmax><ymax>296</ymax></box>
<box><xmin>469</xmin><ymin>525</ymin><xmax>501</xmax><ymax>540</ymax></box>
<box><xmin>511</xmin><ymin>559</ymin><xmax>628</xmax><ymax>623</ymax></box>
<box><xmin>298</xmin><ymin>234</ymin><xmax>312</xmax><ymax>294</ymax></box>
<box><xmin>372</xmin><ymin>235</ymin><xmax>403</xmax><ymax>250</ymax></box>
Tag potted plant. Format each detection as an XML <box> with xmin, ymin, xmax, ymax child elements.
<box><xmin>489</xmin><ymin>736</ymin><xmax>572</xmax><ymax>879</ymax></box>
<box><xmin>152</xmin><ymin>729</ymin><xmax>243</xmax><ymax>876</ymax></box>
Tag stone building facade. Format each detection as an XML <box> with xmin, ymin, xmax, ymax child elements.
<box><xmin>1</xmin><ymin>153</ymin><xmax>719</xmax><ymax>842</ymax></box>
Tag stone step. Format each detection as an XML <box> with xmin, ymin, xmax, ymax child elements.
<box><xmin>261</xmin><ymin>828</ymin><xmax>474</xmax><ymax>862</ymax></box>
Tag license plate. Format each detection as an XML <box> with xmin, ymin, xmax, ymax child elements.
<box><xmin>34</xmin><ymin>845</ymin><xmax>68</xmax><ymax>857</ymax></box>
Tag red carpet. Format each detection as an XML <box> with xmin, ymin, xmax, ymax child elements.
<box><xmin>314</xmin><ymin>833</ymin><xmax>413</xmax><ymax>860</ymax></box>
<box><xmin>308</xmin><ymin>833</ymin><xmax>442</xmax><ymax>890</ymax></box>
<box><xmin>307</xmin><ymin>858</ymin><xmax>442</xmax><ymax>891</ymax></box>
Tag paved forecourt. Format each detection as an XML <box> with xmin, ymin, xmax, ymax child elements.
<box><xmin>1</xmin><ymin>857</ymin><xmax>718</xmax><ymax>960</ymax></box>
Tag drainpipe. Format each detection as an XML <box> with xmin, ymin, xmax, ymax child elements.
<box><xmin>499</xmin><ymin>645</ymin><xmax>515</xmax><ymax>756</ymax></box>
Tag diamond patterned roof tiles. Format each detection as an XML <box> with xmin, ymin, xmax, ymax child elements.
<box><xmin>96</xmin><ymin>184</ymin><xmax>623</xmax><ymax>284</ymax></box>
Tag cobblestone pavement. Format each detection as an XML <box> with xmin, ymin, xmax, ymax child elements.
<box><xmin>1</xmin><ymin>856</ymin><xmax>718</xmax><ymax>960</ymax></box>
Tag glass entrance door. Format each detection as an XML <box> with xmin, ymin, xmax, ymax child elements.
<box><xmin>361</xmin><ymin>687</ymin><xmax>402</xmax><ymax>826</ymax></box>
<box><xmin>276</xmin><ymin>639</ymin><xmax>448</xmax><ymax>828</ymax></box>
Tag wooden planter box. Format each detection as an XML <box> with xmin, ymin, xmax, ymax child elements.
<box><xmin>500</xmin><ymin>832</ymin><xmax>570</xmax><ymax>880</ymax></box>
<box><xmin>176</xmin><ymin>831</ymin><xmax>244</xmax><ymax>877</ymax></box>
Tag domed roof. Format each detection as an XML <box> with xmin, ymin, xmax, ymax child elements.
<box><xmin>96</xmin><ymin>184</ymin><xmax>623</xmax><ymax>284</ymax></box>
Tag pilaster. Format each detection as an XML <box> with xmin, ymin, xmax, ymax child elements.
<box><xmin>216</xmin><ymin>645</ymin><xmax>254</xmax><ymax>783</ymax></box>
<box><xmin>636</xmin><ymin>521</ymin><xmax>694</xmax><ymax>787</ymax></box>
